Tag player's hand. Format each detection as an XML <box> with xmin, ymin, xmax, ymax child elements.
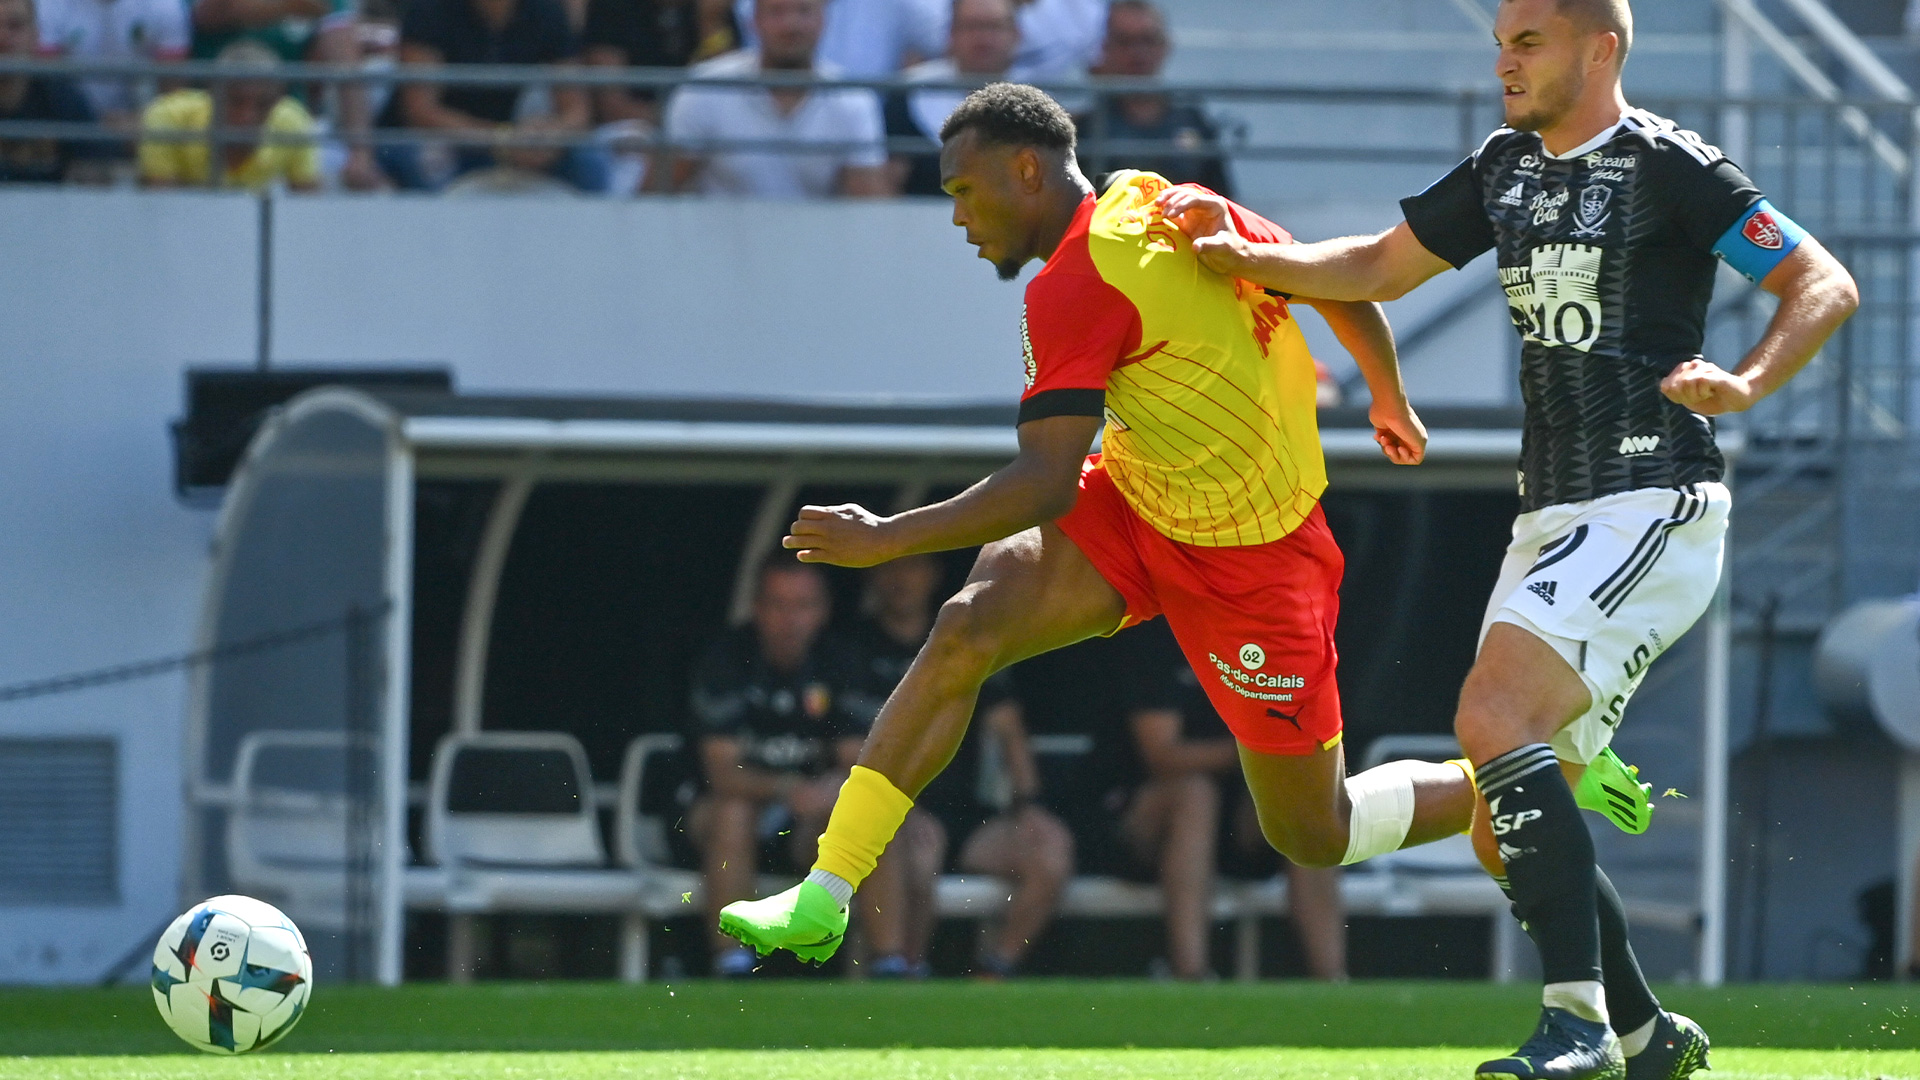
<box><xmin>1370</xmin><ymin>397</ymin><xmax>1427</xmax><ymax>465</ymax></box>
<box><xmin>1660</xmin><ymin>357</ymin><xmax>1757</xmax><ymax>415</ymax></box>
<box><xmin>1189</xmin><ymin>232</ymin><xmax>1259</xmax><ymax>279</ymax></box>
<box><xmin>783</xmin><ymin>503</ymin><xmax>899</xmax><ymax>567</ymax></box>
<box><xmin>1156</xmin><ymin>186</ymin><xmax>1233</xmax><ymax>240</ymax></box>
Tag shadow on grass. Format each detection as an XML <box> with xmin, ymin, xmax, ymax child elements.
<box><xmin>0</xmin><ymin>981</ymin><xmax>1912</xmax><ymax>1057</ymax></box>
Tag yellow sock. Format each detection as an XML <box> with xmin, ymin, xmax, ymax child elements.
<box><xmin>1448</xmin><ymin>757</ymin><xmax>1477</xmax><ymax>835</ymax></box>
<box><xmin>811</xmin><ymin>765</ymin><xmax>914</xmax><ymax>890</ymax></box>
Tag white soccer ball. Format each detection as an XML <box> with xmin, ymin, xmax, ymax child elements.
<box><xmin>150</xmin><ymin>894</ymin><xmax>313</xmax><ymax>1054</ymax></box>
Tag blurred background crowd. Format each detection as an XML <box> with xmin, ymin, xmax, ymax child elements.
<box><xmin>0</xmin><ymin>0</ymin><xmax>1234</xmax><ymax>196</ymax></box>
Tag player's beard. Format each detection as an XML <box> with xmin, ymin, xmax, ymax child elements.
<box><xmin>1506</xmin><ymin>67</ymin><xmax>1585</xmax><ymax>133</ymax></box>
<box><xmin>995</xmin><ymin>256</ymin><xmax>1025</xmax><ymax>281</ymax></box>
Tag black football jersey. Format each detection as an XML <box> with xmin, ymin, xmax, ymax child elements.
<box><xmin>1401</xmin><ymin>109</ymin><xmax>1766</xmax><ymax>512</ymax></box>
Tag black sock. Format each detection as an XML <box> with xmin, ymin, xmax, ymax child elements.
<box><xmin>1596</xmin><ymin>867</ymin><xmax>1661</xmax><ymax>1036</ymax></box>
<box><xmin>1493</xmin><ymin>867</ymin><xmax>1652</xmax><ymax>1037</ymax></box>
<box><xmin>1479</xmin><ymin>743</ymin><xmax>1601</xmax><ymax>987</ymax></box>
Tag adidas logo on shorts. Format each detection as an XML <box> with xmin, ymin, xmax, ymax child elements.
<box><xmin>1528</xmin><ymin>580</ymin><xmax>1558</xmax><ymax>605</ymax></box>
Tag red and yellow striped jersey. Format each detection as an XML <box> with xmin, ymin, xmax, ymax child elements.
<box><xmin>1018</xmin><ymin>171</ymin><xmax>1327</xmax><ymax>547</ymax></box>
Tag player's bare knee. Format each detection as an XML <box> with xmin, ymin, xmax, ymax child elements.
<box><xmin>1283</xmin><ymin>835</ymin><xmax>1348</xmax><ymax>870</ymax></box>
<box><xmin>1454</xmin><ymin>674</ymin><xmax>1550</xmax><ymax>762</ymax></box>
<box><xmin>923</xmin><ymin>590</ymin><xmax>1009</xmax><ymax>683</ymax></box>
<box><xmin>1259</xmin><ymin>817</ymin><xmax>1346</xmax><ymax>869</ymax></box>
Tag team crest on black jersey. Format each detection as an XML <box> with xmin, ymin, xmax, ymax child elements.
<box><xmin>1571</xmin><ymin>184</ymin><xmax>1613</xmax><ymax>238</ymax></box>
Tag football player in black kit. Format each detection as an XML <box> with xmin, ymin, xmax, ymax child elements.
<box><xmin>1157</xmin><ymin>1</ymin><xmax>1857</xmax><ymax>1079</ymax></box>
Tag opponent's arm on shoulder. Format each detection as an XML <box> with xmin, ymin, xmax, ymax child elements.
<box><xmin>1230</xmin><ymin>223</ymin><xmax>1450</xmax><ymax>302</ymax></box>
<box><xmin>1158</xmin><ymin>181</ymin><xmax>1457</xmax><ymax>301</ymax></box>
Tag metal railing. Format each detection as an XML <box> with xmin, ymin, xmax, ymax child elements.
<box><xmin>1</xmin><ymin>54</ymin><xmax>1913</xmax><ymax>614</ymax></box>
<box><xmin>0</xmin><ymin>56</ymin><xmax>1506</xmax><ymax>169</ymax></box>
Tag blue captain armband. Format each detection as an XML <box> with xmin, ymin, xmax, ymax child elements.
<box><xmin>1712</xmin><ymin>199</ymin><xmax>1808</xmax><ymax>283</ymax></box>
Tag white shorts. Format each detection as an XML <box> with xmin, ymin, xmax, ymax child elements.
<box><xmin>1478</xmin><ymin>482</ymin><xmax>1731</xmax><ymax>765</ymax></box>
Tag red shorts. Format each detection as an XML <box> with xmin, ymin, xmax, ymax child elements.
<box><xmin>1056</xmin><ymin>457</ymin><xmax>1345</xmax><ymax>756</ymax></box>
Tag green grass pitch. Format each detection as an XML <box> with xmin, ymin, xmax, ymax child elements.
<box><xmin>1</xmin><ymin>982</ymin><xmax>1913</xmax><ymax>1079</ymax></box>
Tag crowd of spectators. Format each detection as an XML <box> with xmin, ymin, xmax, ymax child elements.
<box><xmin>0</xmin><ymin>0</ymin><xmax>1234</xmax><ymax>194</ymax></box>
<box><xmin>686</xmin><ymin>553</ymin><xmax>1346</xmax><ymax>981</ymax></box>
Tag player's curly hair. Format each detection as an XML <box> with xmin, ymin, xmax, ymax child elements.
<box><xmin>940</xmin><ymin>82</ymin><xmax>1077</xmax><ymax>153</ymax></box>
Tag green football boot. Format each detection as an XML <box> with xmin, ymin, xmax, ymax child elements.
<box><xmin>1625</xmin><ymin>1011</ymin><xmax>1712</xmax><ymax>1080</ymax></box>
<box><xmin>1576</xmin><ymin>748</ymin><xmax>1654</xmax><ymax>835</ymax></box>
<box><xmin>718</xmin><ymin>881</ymin><xmax>848</xmax><ymax>964</ymax></box>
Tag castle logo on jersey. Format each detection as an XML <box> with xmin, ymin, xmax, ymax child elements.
<box><xmin>1742</xmin><ymin>209</ymin><xmax>1785</xmax><ymax>250</ymax></box>
<box><xmin>1571</xmin><ymin>184</ymin><xmax>1613</xmax><ymax>239</ymax></box>
<box><xmin>1502</xmin><ymin>243</ymin><xmax>1604</xmax><ymax>353</ymax></box>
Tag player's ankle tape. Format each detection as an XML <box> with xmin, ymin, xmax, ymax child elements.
<box><xmin>811</xmin><ymin>765</ymin><xmax>914</xmax><ymax>889</ymax></box>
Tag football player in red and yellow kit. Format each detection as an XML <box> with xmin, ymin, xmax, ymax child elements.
<box><xmin>719</xmin><ymin>83</ymin><xmax>1478</xmax><ymax>963</ymax></box>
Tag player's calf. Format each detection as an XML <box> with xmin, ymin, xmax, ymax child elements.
<box><xmin>1239</xmin><ymin>747</ymin><xmax>1473</xmax><ymax>868</ymax></box>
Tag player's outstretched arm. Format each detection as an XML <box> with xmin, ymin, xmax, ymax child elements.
<box><xmin>1661</xmin><ymin>238</ymin><xmax>1859</xmax><ymax>415</ymax></box>
<box><xmin>1302</xmin><ymin>297</ymin><xmax>1427</xmax><ymax>465</ymax></box>
<box><xmin>784</xmin><ymin>414</ymin><xmax>1103</xmax><ymax>567</ymax></box>
<box><xmin>1157</xmin><ymin>187</ymin><xmax>1453</xmax><ymax>302</ymax></box>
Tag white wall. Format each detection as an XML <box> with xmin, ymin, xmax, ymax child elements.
<box><xmin>270</xmin><ymin>194</ymin><xmax>1028</xmax><ymax>400</ymax></box>
<box><xmin>0</xmin><ymin>190</ymin><xmax>251</xmax><ymax>983</ymax></box>
<box><xmin>0</xmin><ymin>188</ymin><xmax>1514</xmax><ymax>982</ymax></box>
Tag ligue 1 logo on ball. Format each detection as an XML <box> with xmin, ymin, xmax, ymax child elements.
<box><xmin>1239</xmin><ymin>643</ymin><xmax>1266</xmax><ymax>670</ymax></box>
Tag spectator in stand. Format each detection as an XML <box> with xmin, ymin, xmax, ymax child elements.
<box><xmin>583</xmin><ymin>0</ymin><xmax>736</xmax><ymax>127</ymax></box>
<box><xmin>0</xmin><ymin>0</ymin><xmax>106</xmax><ymax>183</ymax></box>
<box><xmin>138</xmin><ymin>39</ymin><xmax>319</xmax><ymax>188</ymax></box>
<box><xmin>884</xmin><ymin>0</ymin><xmax>1017</xmax><ymax>196</ymax></box>
<box><xmin>1006</xmin><ymin>0</ymin><xmax>1104</xmax><ymax>81</ymax></box>
<box><xmin>187</xmin><ymin>0</ymin><xmax>384</xmax><ymax>187</ymax></box>
<box><xmin>581</xmin><ymin>0</ymin><xmax>735</xmax><ymax>193</ymax></box>
<box><xmin>1089</xmin><ymin>621</ymin><xmax>1346</xmax><ymax>980</ymax></box>
<box><xmin>376</xmin><ymin>0</ymin><xmax>602</xmax><ymax>191</ymax></box>
<box><xmin>657</xmin><ymin>0</ymin><xmax>888</xmax><ymax>197</ymax></box>
<box><xmin>731</xmin><ymin>0</ymin><xmax>945</xmax><ymax>78</ymax></box>
<box><xmin>1077</xmin><ymin>0</ymin><xmax>1230</xmax><ymax>196</ymax></box>
<box><xmin>35</xmin><ymin>0</ymin><xmax>189</xmax><ymax>127</ymax></box>
<box><xmin>688</xmin><ymin>556</ymin><xmax>911</xmax><ymax>978</ymax></box>
<box><xmin>853</xmin><ymin>555</ymin><xmax>1073</xmax><ymax>978</ymax></box>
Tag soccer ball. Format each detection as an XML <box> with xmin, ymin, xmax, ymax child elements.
<box><xmin>150</xmin><ymin>894</ymin><xmax>312</xmax><ymax>1054</ymax></box>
